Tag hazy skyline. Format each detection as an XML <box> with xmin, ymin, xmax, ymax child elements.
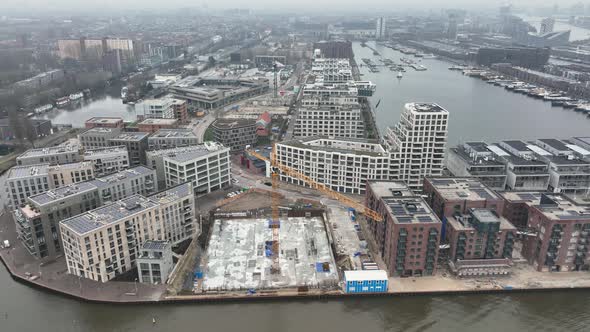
<box><xmin>0</xmin><ymin>0</ymin><xmax>586</xmax><ymax>14</ymax></box>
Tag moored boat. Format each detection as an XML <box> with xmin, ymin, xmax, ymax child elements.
<box><xmin>55</xmin><ymin>96</ymin><xmax>70</xmax><ymax>108</ymax></box>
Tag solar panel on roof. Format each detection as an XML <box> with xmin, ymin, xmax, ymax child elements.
<box><xmin>397</xmin><ymin>216</ymin><xmax>413</xmax><ymax>223</ymax></box>
<box><xmin>417</xmin><ymin>216</ymin><xmax>433</xmax><ymax>222</ymax></box>
<box><xmin>473</xmin><ymin>188</ymin><xmax>494</xmax><ymax>200</ymax></box>
<box><xmin>517</xmin><ymin>193</ymin><xmax>537</xmax><ymax>200</ymax></box>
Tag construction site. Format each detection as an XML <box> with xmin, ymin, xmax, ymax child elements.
<box><xmin>202</xmin><ymin>216</ymin><xmax>338</xmax><ymax>291</ymax></box>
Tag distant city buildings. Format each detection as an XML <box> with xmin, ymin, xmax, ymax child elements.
<box><xmin>375</xmin><ymin>17</ymin><xmax>386</xmax><ymax>40</ymax></box>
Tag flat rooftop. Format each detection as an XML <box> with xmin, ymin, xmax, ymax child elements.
<box><xmin>80</xmin><ymin>127</ymin><xmax>121</xmax><ymax>135</ymax></box>
<box><xmin>141</xmin><ymin>240</ymin><xmax>170</xmax><ymax>251</ymax></box>
<box><xmin>85</xmin><ymin>117</ymin><xmax>123</xmax><ymax>125</ymax></box>
<box><xmin>368</xmin><ymin>181</ymin><xmax>415</xmax><ymax>199</ymax></box>
<box><xmin>538</xmin><ymin>138</ymin><xmax>569</xmax><ymax>152</ymax></box>
<box><xmin>29</xmin><ymin>182</ymin><xmax>97</xmax><ymax>206</ymax></box>
<box><xmin>110</xmin><ymin>132</ymin><xmax>150</xmax><ymax>141</ymax></box>
<box><xmin>7</xmin><ymin>164</ymin><xmax>50</xmax><ymax>179</ymax></box>
<box><xmin>212</xmin><ymin>118</ymin><xmax>256</xmax><ymax>130</ymax></box>
<box><xmin>381</xmin><ymin>196</ymin><xmax>441</xmax><ymax>224</ymax></box>
<box><xmin>146</xmin><ymin>142</ymin><xmax>226</xmax><ymax>158</ymax></box>
<box><xmin>150</xmin><ymin>129</ymin><xmax>197</xmax><ymax>139</ymax></box>
<box><xmin>427</xmin><ymin>177</ymin><xmax>501</xmax><ymax>201</ymax></box>
<box><xmin>148</xmin><ymin>182</ymin><xmax>191</xmax><ymax>204</ymax></box>
<box><xmin>18</xmin><ymin>144</ymin><xmax>80</xmax><ymax>158</ymax></box>
<box><xmin>451</xmin><ymin>147</ymin><xmax>505</xmax><ymax>167</ymax></box>
<box><xmin>533</xmin><ymin>195</ymin><xmax>590</xmax><ymax>221</ymax></box>
<box><xmin>406</xmin><ymin>102</ymin><xmax>448</xmax><ymax>113</ymax></box>
<box><xmin>447</xmin><ymin>209</ymin><xmax>515</xmax><ymax>231</ymax></box>
<box><xmin>139</xmin><ymin>118</ymin><xmax>178</xmax><ymax>125</ymax></box>
<box><xmin>464</xmin><ymin>142</ymin><xmax>490</xmax><ymax>153</ymax></box>
<box><xmin>89</xmin><ymin>166</ymin><xmax>153</xmax><ymax>188</ymax></box>
<box><xmin>84</xmin><ymin>145</ymin><xmax>128</xmax><ymax>157</ymax></box>
<box><xmin>61</xmin><ymin>195</ymin><xmax>158</xmax><ymax>235</ymax></box>
<box><xmin>203</xmin><ymin>217</ymin><xmax>338</xmax><ymax>291</ymax></box>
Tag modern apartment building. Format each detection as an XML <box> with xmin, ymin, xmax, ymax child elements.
<box><xmin>137</xmin><ymin>240</ymin><xmax>174</xmax><ymax>284</ymax></box>
<box><xmin>108</xmin><ymin>132</ymin><xmax>149</xmax><ymax>166</ymax></box>
<box><xmin>375</xmin><ymin>17</ymin><xmax>386</xmax><ymax>40</ymax></box>
<box><xmin>365</xmin><ymin>181</ymin><xmax>442</xmax><ymax>277</ymax></box>
<box><xmin>211</xmin><ymin>118</ymin><xmax>257</xmax><ymax>152</ymax></box>
<box><xmin>13</xmin><ymin>182</ymin><xmax>100</xmax><ymax>258</ymax></box>
<box><xmin>6</xmin><ymin>162</ymin><xmax>95</xmax><ymax>208</ymax></box>
<box><xmin>275</xmin><ymin>137</ymin><xmax>391</xmax><ymax>194</ymax></box>
<box><xmin>171</xmin><ymin>98</ymin><xmax>188</xmax><ymax>124</ymax></box>
<box><xmin>522</xmin><ymin>194</ymin><xmax>590</xmax><ymax>272</ymax></box>
<box><xmin>293</xmin><ymin>105</ymin><xmax>364</xmax><ymax>139</ymax></box>
<box><xmin>162</xmin><ymin>142</ymin><xmax>231</xmax><ymax>194</ymax></box>
<box><xmin>146</xmin><ymin>144</ymin><xmax>225</xmax><ymax>189</ymax></box>
<box><xmin>16</xmin><ymin>143</ymin><xmax>82</xmax><ymax>166</ymax></box>
<box><xmin>147</xmin><ymin>129</ymin><xmax>199</xmax><ymax>150</ymax></box>
<box><xmin>499</xmin><ymin>191</ymin><xmax>555</xmax><ymax>229</ymax></box>
<box><xmin>142</xmin><ymin>98</ymin><xmax>175</xmax><ymax>119</ymax></box>
<box><xmin>148</xmin><ymin>182</ymin><xmax>196</xmax><ymax>244</ymax></box>
<box><xmin>446</xmin><ymin>142</ymin><xmax>508</xmax><ymax>191</ymax></box>
<box><xmin>445</xmin><ymin>208</ymin><xmax>516</xmax><ymax>277</ymax></box>
<box><xmin>423</xmin><ymin>177</ymin><xmax>505</xmax><ymax>225</ymax></box>
<box><xmin>83</xmin><ymin>146</ymin><xmax>130</xmax><ymax>177</ymax></box>
<box><xmin>383</xmin><ymin>103</ymin><xmax>449</xmax><ymax>191</ymax></box>
<box><xmin>78</xmin><ymin>127</ymin><xmax>123</xmax><ymax>149</ymax></box>
<box><xmin>88</xmin><ymin>166</ymin><xmax>157</xmax><ymax>203</ymax></box>
<box><xmin>447</xmin><ymin>138</ymin><xmax>590</xmax><ymax>193</ymax></box>
<box><xmin>60</xmin><ymin>195</ymin><xmax>163</xmax><ymax>282</ymax></box>
<box><xmin>12</xmin><ymin>166</ymin><xmax>156</xmax><ymax>258</ymax></box>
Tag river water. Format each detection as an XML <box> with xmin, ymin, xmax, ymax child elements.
<box><xmin>2</xmin><ymin>42</ymin><xmax>590</xmax><ymax>332</ymax></box>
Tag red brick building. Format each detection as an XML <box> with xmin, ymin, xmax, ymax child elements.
<box><xmin>522</xmin><ymin>194</ymin><xmax>590</xmax><ymax>272</ymax></box>
<box><xmin>365</xmin><ymin>181</ymin><xmax>442</xmax><ymax>277</ymax></box>
<box><xmin>445</xmin><ymin>208</ymin><xmax>516</xmax><ymax>277</ymax></box>
<box><xmin>423</xmin><ymin>177</ymin><xmax>504</xmax><ymax>226</ymax></box>
<box><xmin>499</xmin><ymin>191</ymin><xmax>549</xmax><ymax>229</ymax></box>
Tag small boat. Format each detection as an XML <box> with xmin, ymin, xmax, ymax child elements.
<box><xmin>69</xmin><ymin>92</ymin><xmax>83</xmax><ymax>101</ymax></box>
<box><xmin>55</xmin><ymin>96</ymin><xmax>70</xmax><ymax>108</ymax></box>
<box><xmin>375</xmin><ymin>99</ymin><xmax>381</xmax><ymax>109</ymax></box>
<box><xmin>397</xmin><ymin>71</ymin><xmax>403</xmax><ymax>79</ymax></box>
<box><xmin>83</xmin><ymin>89</ymin><xmax>91</xmax><ymax>97</ymax></box>
<box><xmin>34</xmin><ymin>104</ymin><xmax>54</xmax><ymax>114</ymax></box>
<box><xmin>563</xmin><ymin>100</ymin><xmax>579</xmax><ymax>109</ymax></box>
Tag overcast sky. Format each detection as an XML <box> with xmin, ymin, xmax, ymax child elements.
<box><xmin>0</xmin><ymin>1</ymin><xmax>578</xmax><ymax>13</ymax></box>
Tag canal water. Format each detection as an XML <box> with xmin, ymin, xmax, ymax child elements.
<box><xmin>2</xmin><ymin>42</ymin><xmax>590</xmax><ymax>332</ymax></box>
<box><xmin>33</xmin><ymin>85</ymin><xmax>139</xmax><ymax>128</ymax></box>
<box><xmin>354</xmin><ymin>41</ymin><xmax>590</xmax><ymax>146</ymax></box>
<box><xmin>1</xmin><ymin>264</ymin><xmax>590</xmax><ymax>332</ymax></box>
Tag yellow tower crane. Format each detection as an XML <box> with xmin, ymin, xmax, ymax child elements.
<box><xmin>246</xmin><ymin>145</ymin><xmax>384</xmax><ymax>273</ymax></box>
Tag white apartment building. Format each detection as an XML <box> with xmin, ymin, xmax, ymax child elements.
<box><xmin>163</xmin><ymin>142</ymin><xmax>231</xmax><ymax>194</ymax></box>
<box><xmin>78</xmin><ymin>127</ymin><xmax>123</xmax><ymax>149</ymax></box>
<box><xmin>142</xmin><ymin>98</ymin><xmax>174</xmax><ymax>119</ymax></box>
<box><xmin>148</xmin><ymin>182</ymin><xmax>196</xmax><ymax>244</ymax></box>
<box><xmin>146</xmin><ymin>143</ymin><xmax>228</xmax><ymax>190</ymax></box>
<box><xmin>137</xmin><ymin>240</ymin><xmax>174</xmax><ymax>284</ymax></box>
<box><xmin>60</xmin><ymin>195</ymin><xmax>163</xmax><ymax>282</ymax></box>
<box><xmin>275</xmin><ymin>137</ymin><xmax>391</xmax><ymax>194</ymax></box>
<box><xmin>384</xmin><ymin>103</ymin><xmax>449</xmax><ymax>191</ymax></box>
<box><xmin>293</xmin><ymin>106</ymin><xmax>364</xmax><ymax>138</ymax></box>
<box><xmin>83</xmin><ymin>145</ymin><xmax>130</xmax><ymax>177</ymax></box>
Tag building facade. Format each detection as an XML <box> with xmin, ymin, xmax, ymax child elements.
<box><xmin>83</xmin><ymin>146</ymin><xmax>130</xmax><ymax>177</ymax></box>
<box><xmin>137</xmin><ymin>118</ymin><xmax>179</xmax><ymax>133</ymax></box>
<box><xmin>137</xmin><ymin>240</ymin><xmax>174</xmax><ymax>284</ymax></box>
<box><xmin>16</xmin><ymin>143</ymin><xmax>81</xmax><ymax>166</ymax></box>
<box><xmin>78</xmin><ymin>127</ymin><xmax>123</xmax><ymax>149</ymax></box>
<box><xmin>276</xmin><ymin>137</ymin><xmax>391</xmax><ymax>195</ymax></box>
<box><xmin>365</xmin><ymin>181</ymin><xmax>442</xmax><ymax>277</ymax></box>
<box><xmin>148</xmin><ymin>182</ymin><xmax>196</xmax><ymax>244</ymax></box>
<box><xmin>211</xmin><ymin>118</ymin><xmax>257</xmax><ymax>152</ymax></box>
<box><xmin>108</xmin><ymin>132</ymin><xmax>149</xmax><ymax>166</ymax></box>
<box><xmin>147</xmin><ymin>129</ymin><xmax>199</xmax><ymax>150</ymax></box>
<box><xmin>383</xmin><ymin>103</ymin><xmax>449</xmax><ymax>191</ymax></box>
<box><xmin>163</xmin><ymin>142</ymin><xmax>231</xmax><ymax>194</ymax></box>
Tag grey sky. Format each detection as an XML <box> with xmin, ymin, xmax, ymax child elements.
<box><xmin>0</xmin><ymin>1</ymin><xmax>581</xmax><ymax>13</ymax></box>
